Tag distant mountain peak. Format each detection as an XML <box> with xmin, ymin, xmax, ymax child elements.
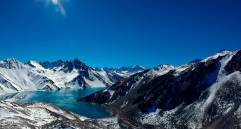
<box><xmin>39</xmin><ymin>59</ymin><xmax>88</xmax><ymax>72</ymax></box>
<box><xmin>27</xmin><ymin>60</ymin><xmax>45</xmax><ymax>69</ymax></box>
<box><xmin>102</xmin><ymin>65</ymin><xmax>146</xmax><ymax>73</ymax></box>
<box><xmin>157</xmin><ymin>64</ymin><xmax>174</xmax><ymax>69</ymax></box>
<box><xmin>3</xmin><ymin>58</ymin><xmax>21</xmax><ymax>63</ymax></box>
<box><xmin>0</xmin><ymin>58</ymin><xmax>24</xmax><ymax>69</ymax></box>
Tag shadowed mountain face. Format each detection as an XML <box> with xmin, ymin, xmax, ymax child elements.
<box><xmin>40</xmin><ymin>59</ymin><xmax>89</xmax><ymax>73</ymax></box>
<box><xmin>81</xmin><ymin>50</ymin><xmax>241</xmax><ymax>129</ymax></box>
<box><xmin>225</xmin><ymin>50</ymin><xmax>241</xmax><ymax>74</ymax></box>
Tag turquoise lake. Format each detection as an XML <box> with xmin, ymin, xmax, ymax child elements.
<box><xmin>0</xmin><ymin>88</ymin><xmax>111</xmax><ymax>119</ymax></box>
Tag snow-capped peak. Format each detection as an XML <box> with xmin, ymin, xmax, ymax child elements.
<box><xmin>27</xmin><ymin>60</ymin><xmax>45</xmax><ymax>70</ymax></box>
<box><xmin>156</xmin><ymin>64</ymin><xmax>175</xmax><ymax>70</ymax></box>
<box><xmin>146</xmin><ymin>64</ymin><xmax>174</xmax><ymax>77</ymax></box>
<box><xmin>202</xmin><ymin>50</ymin><xmax>233</xmax><ymax>62</ymax></box>
<box><xmin>40</xmin><ymin>59</ymin><xmax>89</xmax><ymax>72</ymax></box>
<box><xmin>0</xmin><ymin>58</ymin><xmax>25</xmax><ymax>69</ymax></box>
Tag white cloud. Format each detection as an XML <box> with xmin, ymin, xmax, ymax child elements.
<box><xmin>37</xmin><ymin>0</ymin><xmax>68</xmax><ymax>16</ymax></box>
<box><xmin>51</xmin><ymin>0</ymin><xmax>59</xmax><ymax>5</ymax></box>
<box><xmin>56</xmin><ymin>3</ymin><xmax>66</xmax><ymax>16</ymax></box>
<box><xmin>51</xmin><ymin>0</ymin><xmax>66</xmax><ymax>16</ymax></box>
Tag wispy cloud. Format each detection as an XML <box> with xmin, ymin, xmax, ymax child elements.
<box><xmin>51</xmin><ymin>0</ymin><xmax>66</xmax><ymax>16</ymax></box>
<box><xmin>37</xmin><ymin>0</ymin><xmax>68</xmax><ymax>16</ymax></box>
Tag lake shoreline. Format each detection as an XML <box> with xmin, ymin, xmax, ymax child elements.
<box><xmin>0</xmin><ymin>88</ymin><xmax>112</xmax><ymax>119</ymax></box>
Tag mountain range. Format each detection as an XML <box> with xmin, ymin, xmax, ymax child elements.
<box><xmin>0</xmin><ymin>58</ymin><xmax>145</xmax><ymax>94</ymax></box>
<box><xmin>81</xmin><ymin>50</ymin><xmax>241</xmax><ymax>129</ymax></box>
<box><xmin>0</xmin><ymin>49</ymin><xmax>241</xmax><ymax>129</ymax></box>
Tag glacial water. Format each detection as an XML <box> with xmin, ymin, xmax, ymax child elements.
<box><xmin>0</xmin><ymin>88</ymin><xmax>111</xmax><ymax>119</ymax></box>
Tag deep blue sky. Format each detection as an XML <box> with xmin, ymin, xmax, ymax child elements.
<box><xmin>0</xmin><ymin>0</ymin><xmax>241</xmax><ymax>67</ymax></box>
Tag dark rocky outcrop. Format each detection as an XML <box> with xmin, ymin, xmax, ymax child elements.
<box><xmin>225</xmin><ymin>50</ymin><xmax>241</xmax><ymax>74</ymax></box>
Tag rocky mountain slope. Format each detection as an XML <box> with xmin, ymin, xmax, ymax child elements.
<box><xmin>0</xmin><ymin>101</ymin><xmax>119</xmax><ymax>129</ymax></box>
<box><xmin>81</xmin><ymin>50</ymin><xmax>241</xmax><ymax>129</ymax></box>
<box><xmin>0</xmin><ymin>59</ymin><xmax>145</xmax><ymax>94</ymax></box>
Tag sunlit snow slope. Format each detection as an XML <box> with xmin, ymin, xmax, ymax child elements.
<box><xmin>0</xmin><ymin>59</ymin><xmax>145</xmax><ymax>94</ymax></box>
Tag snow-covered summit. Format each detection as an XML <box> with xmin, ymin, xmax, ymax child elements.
<box><xmin>27</xmin><ymin>60</ymin><xmax>45</xmax><ymax>70</ymax></box>
<box><xmin>202</xmin><ymin>50</ymin><xmax>233</xmax><ymax>62</ymax></box>
<box><xmin>40</xmin><ymin>59</ymin><xmax>89</xmax><ymax>72</ymax></box>
<box><xmin>0</xmin><ymin>58</ymin><xmax>25</xmax><ymax>69</ymax></box>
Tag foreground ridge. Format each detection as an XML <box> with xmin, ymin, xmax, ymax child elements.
<box><xmin>81</xmin><ymin>50</ymin><xmax>241</xmax><ymax>129</ymax></box>
<box><xmin>0</xmin><ymin>101</ymin><xmax>119</xmax><ymax>129</ymax></box>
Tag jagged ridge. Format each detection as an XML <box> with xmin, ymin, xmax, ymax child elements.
<box><xmin>0</xmin><ymin>59</ymin><xmax>145</xmax><ymax>94</ymax></box>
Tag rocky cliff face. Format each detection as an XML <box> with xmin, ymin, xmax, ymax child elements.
<box><xmin>81</xmin><ymin>50</ymin><xmax>241</xmax><ymax>129</ymax></box>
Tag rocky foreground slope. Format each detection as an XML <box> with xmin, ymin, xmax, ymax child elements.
<box><xmin>81</xmin><ymin>50</ymin><xmax>241</xmax><ymax>129</ymax></box>
<box><xmin>0</xmin><ymin>101</ymin><xmax>119</xmax><ymax>129</ymax></box>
